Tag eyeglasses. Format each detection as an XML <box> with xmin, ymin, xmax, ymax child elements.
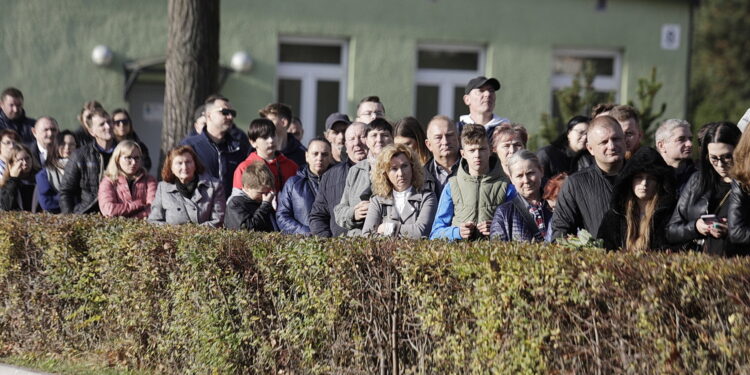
<box><xmin>113</xmin><ymin>119</ymin><xmax>131</xmax><ymax>126</ymax></box>
<box><xmin>213</xmin><ymin>108</ymin><xmax>237</xmax><ymax>117</ymax></box>
<box><xmin>708</xmin><ymin>154</ymin><xmax>733</xmax><ymax>165</ymax></box>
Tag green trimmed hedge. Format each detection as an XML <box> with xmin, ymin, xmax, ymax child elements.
<box><xmin>1</xmin><ymin>212</ymin><xmax>750</xmax><ymax>373</ymax></box>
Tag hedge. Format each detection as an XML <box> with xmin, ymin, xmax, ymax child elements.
<box><xmin>1</xmin><ymin>212</ymin><xmax>750</xmax><ymax>374</ymax></box>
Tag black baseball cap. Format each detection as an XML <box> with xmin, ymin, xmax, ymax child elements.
<box><xmin>325</xmin><ymin>112</ymin><xmax>351</xmax><ymax>131</ymax></box>
<box><xmin>464</xmin><ymin>76</ymin><xmax>501</xmax><ymax>94</ymax></box>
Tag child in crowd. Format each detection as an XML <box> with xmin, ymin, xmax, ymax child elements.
<box><xmin>430</xmin><ymin>124</ymin><xmax>510</xmax><ymax>240</ymax></box>
<box><xmin>225</xmin><ymin>161</ymin><xmax>278</xmax><ymax>231</ymax></box>
<box><xmin>233</xmin><ymin>118</ymin><xmax>298</xmax><ymax>193</ymax></box>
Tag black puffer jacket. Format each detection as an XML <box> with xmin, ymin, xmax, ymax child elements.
<box><xmin>597</xmin><ymin>147</ymin><xmax>677</xmax><ymax>251</ymax></box>
<box><xmin>59</xmin><ymin>142</ymin><xmax>113</xmax><ymax>214</ymax></box>
<box><xmin>728</xmin><ymin>181</ymin><xmax>750</xmax><ymax>252</ymax></box>
<box><xmin>551</xmin><ymin>163</ymin><xmax>617</xmax><ymax>240</ymax></box>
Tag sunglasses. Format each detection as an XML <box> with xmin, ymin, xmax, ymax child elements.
<box><xmin>113</xmin><ymin>119</ymin><xmax>131</xmax><ymax>125</ymax></box>
<box><xmin>214</xmin><ymin>108</ymin><xmax>237</xmax><ymax>117</ymax></box>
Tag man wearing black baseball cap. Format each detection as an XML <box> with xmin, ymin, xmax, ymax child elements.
<box><xmin>457</xmin><ymin>76</ymin><xmax>510</xmax><ymax>142</ymax></box>
<box><xmin>324</xmin><ymin>112</ymin><xmax>351</xmax><ymax>162</ymax></box>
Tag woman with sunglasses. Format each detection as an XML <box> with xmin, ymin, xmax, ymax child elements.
<box><xmin>111</xmin><ymin>108</ymin><xmax>152</xmax><ymax>172</ymax></box>
<box><xmin>666</xmin><ymin>122</ymin><xmax>742</xmax><ymax>256</ymax></box>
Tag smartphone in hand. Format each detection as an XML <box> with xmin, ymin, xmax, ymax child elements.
<box><xmin>701</xmin><ymin>214</ymin><xmax>717</xmax><ymax>225</ymax></box>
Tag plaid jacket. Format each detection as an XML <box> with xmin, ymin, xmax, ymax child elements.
<box><xmin>490</xmin><ymin>195</ymin><xmax>552</xmax><ymax>242</ymax></box>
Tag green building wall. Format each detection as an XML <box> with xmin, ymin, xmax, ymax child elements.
<box><xmin>1</xmin><ymin>0</ymin><xmax>691</xmax><ymax>139</ymax></box>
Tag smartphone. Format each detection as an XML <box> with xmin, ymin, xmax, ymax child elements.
<box><xmin>701</xmin><ymin>214</ymin><xmax>717</xmax><ymax>225</ymax></box>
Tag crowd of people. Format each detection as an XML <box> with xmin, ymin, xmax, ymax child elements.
<box><xmin>1</xmin><ymin>77</ymin><xmax>749</xmax><ymax>256</ymax></box>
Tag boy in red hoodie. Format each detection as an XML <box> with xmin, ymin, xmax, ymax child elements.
<box><xmin>233</xmin><ymin>119</ymin><xmax>299</xmax><ymax>192</ymax></box>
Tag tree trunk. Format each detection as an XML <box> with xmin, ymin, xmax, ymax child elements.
<box><xmin>162</xmin><ymin>0</ymin><xmax>220</xmax><ymax>160</ymax></box>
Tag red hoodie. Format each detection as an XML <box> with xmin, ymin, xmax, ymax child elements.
<box><xmin>233</xmin><ymin>152</ymin><xmax>299</xmax><ymax>192</ymax></box>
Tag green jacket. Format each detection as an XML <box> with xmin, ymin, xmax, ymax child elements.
<box><xmin>449</xmin><ymin>155</ymin><xmax>509</xmax><ymax>227</ymax></box>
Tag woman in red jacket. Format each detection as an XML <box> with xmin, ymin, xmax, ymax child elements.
<box><xmin>98</xmin><ymin>140</ymin><xmax>157</xmax><ymax>218</ymax></box>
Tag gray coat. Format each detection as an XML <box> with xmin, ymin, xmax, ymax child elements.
<box><xmin>361</xmin><ymin>189</ymin><xmax>437</xmax><ymax>239</ymax></box>
<box><xmin>147</xmin><ymin>175</ymin><xmax>225</xmax><ymax>227</ymax></box>
<box><xmin>334</xmin><ymin>159</ymin><xmax>372</xmax><ymax>235</ymax></box>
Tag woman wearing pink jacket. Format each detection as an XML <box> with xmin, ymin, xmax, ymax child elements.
<box><xmin>98</xmin><ymin>140</ymin><xmax>157</xmax><ymax>218</ymax></box>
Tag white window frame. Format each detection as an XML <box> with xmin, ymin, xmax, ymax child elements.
<box><xmin>550</xmin><ymin>48</ymin><xmax>622</xmax><ymax>103</ymax></box>
<box><xmin>414</xmin><ymin>43</ymin><xmax>485</xmax><ymax>119</ymax></box>
<box><xmin>277</xmin><ymin>36</ymin><xmax>348</xmax><ymax>144</ymax></box>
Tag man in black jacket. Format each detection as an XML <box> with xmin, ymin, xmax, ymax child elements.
<box><xmin>0</xmin><ymin>87</ymin><xmax>35</xmax><ymax>145</ymax></box>
<box><xmin>59</xmin><ymin>108</ymin><xmax>116</xmax><ymax>214</ymax></box>
<box><xmin>309</xmin><ymin>122</ymin><xmax>368</xmax><ymax>237</ymax></box>
<box><xmin>655</xmin><ymin>118</ymin><xmax>695</xmax><ymax>194</ymax></box>
<box><xmin>551</xmin><ymin>116</ymin><xmax>625</xmax><ymax>240</ymax></box>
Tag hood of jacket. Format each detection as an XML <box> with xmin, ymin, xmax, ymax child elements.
<box><xmin>610</xmin><ymin>146</ymin><xmax>676</xmax><ymax>213</ymax></box>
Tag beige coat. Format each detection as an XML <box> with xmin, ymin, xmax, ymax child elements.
<box><xmin>361</xmin><ymin>189</ymin><xmax>436</xmax><ymax>239</ymax></box>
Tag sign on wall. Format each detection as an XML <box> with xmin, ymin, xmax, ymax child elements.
<box><xmin>661</xmin><ymin>24</ymin><xmax>681</xmax><ymax>50</ymax></box>
<box><xmin>143</xmin><ymin>102</ymin><xmax>164</xmax><ymax>122</ymax></box>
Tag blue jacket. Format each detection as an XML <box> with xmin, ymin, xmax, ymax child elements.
<box><xmin>36</xmin><ymin>168</ymin><xmax>62</xmax><ymax>213</ymax></box>
<box><xmin>276</xmin><ymin>165</ymin><xmax>321</xmax><ymax>235</ymax></box>
<box><xmin>180</xmin><ymin>128</ymin><xmax>250</xmax><ymax>196</ymax></box>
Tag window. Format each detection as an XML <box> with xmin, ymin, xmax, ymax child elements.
<box><xmin>277</xmin><ymin>37</ymin><xmax>348</xmax><ymax>143</ymax></box>
<box><xmin>550</xmin><ymin>49</ymin><xmax>622</xmax><ymax>118</ymax></box>
<box><xmin>414</xmin><ymin>44</ymin><xmax>485</xmax><ymax>126</ymax></box>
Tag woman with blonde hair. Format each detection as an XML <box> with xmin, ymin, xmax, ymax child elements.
<box><xmin>97</xmin><ymin>140</ymin><xmax>157</xmax><ymax>218</ymax></box>
<box><xmin>362</xmin><ymin>143</ymin><xmax>436</xmax><ymax>238</ymax></box>
<box><xmin>0</xmin><ymin>142</ymin><xmax>40</xmax><ymax>211</ymax></box>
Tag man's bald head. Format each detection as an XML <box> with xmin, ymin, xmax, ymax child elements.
<box><xmin>588</xmin><ymin>115</ymin><xmax>621</xmax><ymax>136</ymax></box>
<box><xmin>586</xmin><ymin>116</ymin><xmax>625</xmax><ymax>174</ymax></box>
<box><xmin>344</xmin><ymin>122</ymin><xmax>369</xmax><ymax>163</ymax></box>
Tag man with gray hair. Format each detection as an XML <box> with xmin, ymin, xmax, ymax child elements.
<box><xmin>30</xmin><ymin>116</ymin><xmax>59</xmax><ymax>166</ymax></box>
<box><xmin>655</xmin><ymin>118</ymin><xmax>695</xmax><ymax>193</ymax></box>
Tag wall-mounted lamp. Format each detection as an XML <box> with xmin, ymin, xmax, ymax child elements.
<box><xmin>91</xmin><ymin>45</ymin><xmax>113</xmax><ymax>66</ymax></box>
<box><xmin>230</xmin><ymin>51</ymin><xmax>253</xmax><ymax>73</ymax></box>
